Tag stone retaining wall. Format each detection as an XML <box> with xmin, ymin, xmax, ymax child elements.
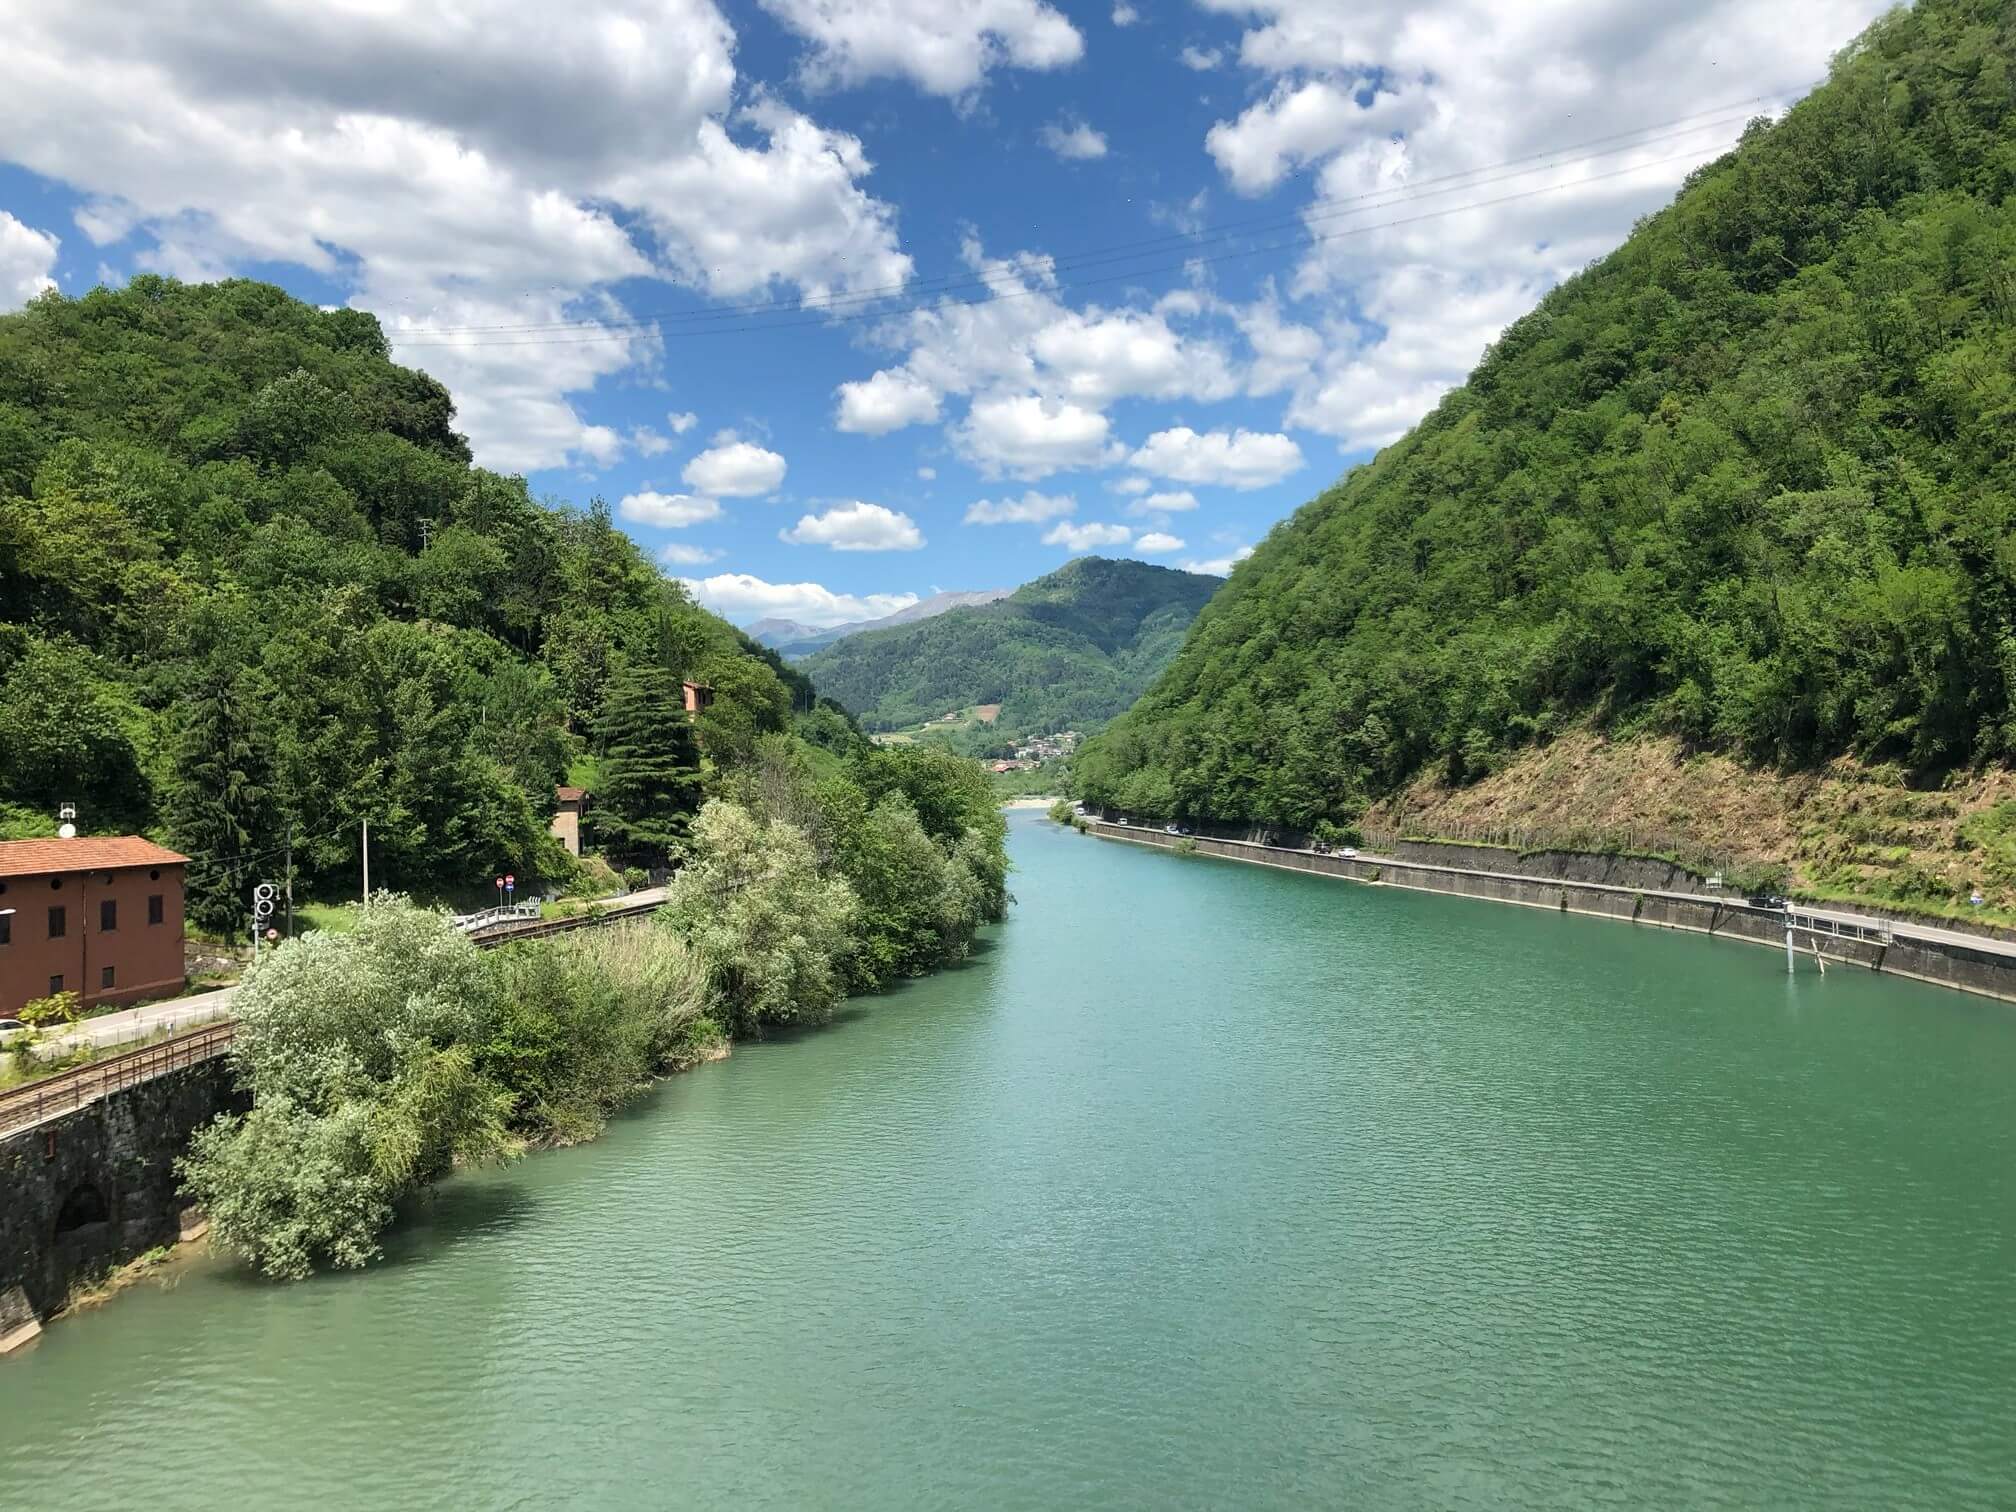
<box><xmin>1086</xmin><ymin>823</ymin><xmax>2016</xmax><ymax>1006</ymax></box>
<box><xmin>0</xmin><ymin>1060</ymin><xmax>241</xmax><ymax>1325</ymax></box>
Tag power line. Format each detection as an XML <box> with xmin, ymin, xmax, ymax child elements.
<box><xmin>178</xmin><ymin>820</ymin><xmax>352</xmax><ymax>880</ymax></box>
<box><xmin>395</xmin><ymin>137</ymin><xmax>1743</xmax><ymax>353</ymax></box>
<box><xmin>392</xmin><ymin>93</ymin><xmax>1788</xmax><ymax>345</ymax></box>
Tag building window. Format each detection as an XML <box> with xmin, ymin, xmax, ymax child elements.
<box><xmin>48</xmin><ymin>975</ymin><xmax>63</xmax><ymax>996</ymax></box>
<box><xmin>0</xmin><ymin>914</ymin><xmax>8</xmax><ymax>946</ymax></box>
<box><xmin>149</xmin><ymin>894</ymin><xmax>164</xmax><ymax>925</ymax></box>
<box><xmin>100</xmin><ymin>898</ymin><xmax>118</xmax><ymax>932</ymax></box>
<box><xmin>48</xmin><ymin>905</ymin><xmax>66</xmax><ymax>939</ymax></box>
<box><xmin>101</xmin><ymin>966</ymin><xmax>115</xmax><ymax>989</ymax></box>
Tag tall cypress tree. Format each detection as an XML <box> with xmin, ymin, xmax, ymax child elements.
<box><xmin>586</xmin><ymin>664</ymin><xmax>702</xmax><ymax>868</ymax></box>
<box><xmin>163</xmin><ymin>668</ymin><xmax>276</xmax><ymax>935</ymax></box>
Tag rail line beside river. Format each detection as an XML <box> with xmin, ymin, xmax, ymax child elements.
<box><xmin>0</xmin><ymin>896</ymin><xmax>667</xmax><ymax>1139</ymax></box>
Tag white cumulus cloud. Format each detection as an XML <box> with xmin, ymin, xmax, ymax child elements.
<box><xmin>683</xmin><ymin>440</ymin><xmax>788</xmax><ymax>497</ymax></box>
<box><xmin>964</xmin><ymin>491</ymin><xmax>1076</xmax><ymax>525</ymax></box>
<box><xmin>836</xmin><ymin>367</ymin><xmax>943</xmax><ymax>434</ymax></box>
<box><xmin>1040</xmin><ymin>120</ymin><xmax>1109</xmax><ymax>160</ymax></box>
<box><xmin>667</xmin><ymin>410</ymin><xmax>698</xmax><ymax>434</ymax></box>
<box><xmin>1133</xmin><ymin>531</ymin><xmax>1186</xmax><ymax>555</ymax></box>
<box><xmin>683</xmin><ymin>573</ymin><xmax>920</xmax><ymax>628</ymax></box>
<box><xmin>619</xmin><ymin>491</ymin><xmax>723</xmax><ymax>528</ymax></box>
<box><xmin>760</xmin><ymin>0</ymin><xmax>1084</xmax><ymax>96</ymax></box>
<box><xmin>1112</xmin><ymin>3</ymin><xmax>1139</xmax><ymax>25</ymax></box>
<box><xmin>1181</xmin><ymin>544</ymin><xmax>1254</xmax><ymax>576</ymax></box>
<box><xmin>1129</xmin><ymin>426</ymin><xmax>1303</xmax><ymax>490</ymax></box>
<box><xmin>957</xmin><ymin>394</ymin><xmax>1121</xmax><ymax>479</ymax></box>
<box><xmin>781</xmin><ymin>500</ymin><xmax>925</xmax><ymax>551</ymax></box>
<box><xmin>659</xmin><ymin>542</ymin><xmax>723</xmax><ymax>566</ymax></box>
<box><xmin>0</xmin><ymin>1</ymin><xmax>914</xmax><ymax>473</ymax></box>
<box><xmin>836</xmin><ymin>236</ymin><xmax>1241</xmax><ymax>479</ymax></box>
<box><xmin>1191</xmin><ymin>0</ymin><xmax>1890</xmax><ymax>452</ymax></box>
<box><xmin>0</xmin><ymin>212</ymin><xmax>59</xmax><ymax>309</ymax></box>
<box><xmin>1043</xmin><ymin>520</ymin><xmax>1133</xmax><ymax>551</ymax></box>
<box><xmin>1127</xmin><ymin>489</ymin><xmax>1199</xmax><ymax>515</ymax></box>
<box><xmin>1179</xmin><ymin>46</ymin><xmax>1222</xmax><ymax>71</ymax></box>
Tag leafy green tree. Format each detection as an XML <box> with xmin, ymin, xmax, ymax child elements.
<box><xmin>661</xmin><ymin>799</ymin><xmax>858</xmax><ymax>1033</ymax></box>
<box><xmin>179</xmin><ymin>898</ymin><xmax>511</xmax><ymax>1278</ymax></box>
<box><xmin>0</xmin><ymin>636</ymin><xmax>149</xmax><ymax>821</ymax></box>
<box><xmin>588</xmin><ymin>664</ymin><xmax>702</xmax><ymax>867</ymax></box>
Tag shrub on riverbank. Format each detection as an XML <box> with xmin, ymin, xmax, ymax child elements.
<box><xmin>182</xmin><ymin>741</ymin><xmax>1012</xmax><ymax>1279</ymax></box>
<box><xmin>180</xmin><ymin>902</ymin><xmax>516</xmax><ymax>1278</ymax></box>
<box><xmin>180</xmin><ymin>899</ymin><xmax>720</xmax><ymax>1277</ymax></box>
<box><xmin>483</xmin><ymin>926</ymin><xmax>720</xmax><ymax>1145</ymax></box>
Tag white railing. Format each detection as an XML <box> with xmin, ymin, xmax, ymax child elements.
<box><xmin>450</xmin><ymin>902</ymin><xmax>543</xmax><ymax>933</ymax></box>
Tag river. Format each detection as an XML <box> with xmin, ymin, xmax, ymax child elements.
<box><xmin>3</xmin><ymin>811</ymin><xmax>2014</xmax><ymax>1508</ymax></box>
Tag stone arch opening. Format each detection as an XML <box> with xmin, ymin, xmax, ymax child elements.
<box><xmin>54</xmin><ymin>1182</ymin><xmax>109</xmax><ymax>1237</ymax></box>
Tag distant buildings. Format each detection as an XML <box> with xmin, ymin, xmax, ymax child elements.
<box><xmin>0</xmin><ymin>837</ymin><xmax>188</xmax><ymax>1016</ymax></box>
<box><xmin>1012</xmin><ymin>730</ymin><xmax>1081</xmax><ymax>764</ymax></box>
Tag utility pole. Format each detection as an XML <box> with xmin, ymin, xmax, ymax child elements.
<box><xmin>284</xmin><ymin>820</ymin><xmax>294</xmax><ymax>939</ymax></box>
<box><xmin>361</xmin><ymin>817</ymin><xmax>371</xmax><ymax>905</ymax></box>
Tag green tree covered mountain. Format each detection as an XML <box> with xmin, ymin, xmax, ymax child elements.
<box><xmin>801</xmin><ymin>556</ymin><xmax>1222</xmax><ymax>739</ymax></box>
<box><xmin>1081</xmin><ymin>0</ymin><xmax>2016</xmax><ymax>833</ymax></box>
<box><xmin>0</xmin><ymin>277</ymin><xmax>820</xmax><ymax>912</ymax></box>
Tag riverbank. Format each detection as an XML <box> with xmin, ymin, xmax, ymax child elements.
<box><xmin>1080</xmin><ymin>819</ymin><xmax>2016</xmax><ymax>1005</ymax></box>
<box><xmin>8</xmin><ymin>809</ymin><xmax>2014</xmax><ymax>1509</ymax></box>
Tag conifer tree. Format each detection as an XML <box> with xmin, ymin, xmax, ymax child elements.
<box><xmin>163</xmin><ymin>667</ymin><xmax>276</xmax><ymax>935</ymax></box>
<box><xmin>587</xmin><ymin>664</ymin><xmax>702</xmax><ymax>868</ymax></box>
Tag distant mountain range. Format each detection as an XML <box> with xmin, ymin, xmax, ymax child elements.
<box><xmin>747</xmin><ymin>589</ymin><xmax>1011</xmax><ymax>659</ymax></box>
<box><xmin>799</xmin><ymin>557</ymin><xmax>1222</xmax><ymax>740</ymax></box>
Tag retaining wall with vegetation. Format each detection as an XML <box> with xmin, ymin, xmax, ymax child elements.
<box><xmin>1084</xmin><ymin>822</ymin><xmax>2016</xmax><ymax>1006</ymax></box>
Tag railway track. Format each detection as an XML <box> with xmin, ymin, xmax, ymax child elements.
<box><xmin>0</xmin><ymin>1021</ymin><xmax>238</xmax><ymax>1139</ymax></box>
<box><xmin>0</xmin><ymin>899</ymin><xmax>666</xmax><ymax>1140</ymax></box>
<box><xmin>466</xmin><ymin>896</ymin><xmax>663</xmax><ymax>947</ymax></box>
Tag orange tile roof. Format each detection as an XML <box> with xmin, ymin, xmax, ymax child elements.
<box><xmin>0</xmin><ymin>836</ymin><xmax>190</xmax><ymax>880</ymax></box>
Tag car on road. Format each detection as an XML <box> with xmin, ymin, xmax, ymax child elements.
<box><xmin>1341</xmin><ymin>846</ymin><xmax>1358</xmax><ymax>859</ymax></box>
<box><xmin>0</xmin><ymin>1018</ymin><xmax>23</xmax><ymax>1033</ymax></box>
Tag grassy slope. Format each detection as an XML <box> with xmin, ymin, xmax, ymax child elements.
<box><xmin>1369</xmin><ymin>731</ymin><xmax>2016</xmax><ymax>923</ymax></box>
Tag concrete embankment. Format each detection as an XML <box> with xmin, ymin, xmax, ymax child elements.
<box><xmin>1084</xmin><ymin>821</ymin><xmax>2016</xmax><ymax>1006</ymax></box>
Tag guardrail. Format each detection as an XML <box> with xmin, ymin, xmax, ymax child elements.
<box><xmin>0</xmin><ymin>1021</ymin><xmax>237</xmax><ymax>1140</ymax></box>
<box><xmin>452</xmin><ymin>901</ymin><xmax>544</xmax><ymax>932</ymax></box>
<box><xmin>466</xmin><ymin>895</ymin><xmax>664</xmax><ymax>947</ymax></box>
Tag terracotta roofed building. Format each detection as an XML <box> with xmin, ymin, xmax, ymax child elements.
<box><xmin>0</xmin><ymin>837</ymin><xmax>188</xmax><ymax>1017</ymax></box>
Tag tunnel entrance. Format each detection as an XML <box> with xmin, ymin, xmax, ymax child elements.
<box><xmin>53</xmin><ymin>1182</ymin><xmax>109</xmax><ymax>1237</ymax></box>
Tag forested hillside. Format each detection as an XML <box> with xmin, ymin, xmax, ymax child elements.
<box><xmin>0</xmin><ymin>277</ymin><xmax>819</xmax><ymax>919</ymax></box>
<box><xmin>1081</xmin><ymin>0</ymin><xmax>2016</xmax><ymax>908</ymax></box>
<box><xmin>802</xmin><ymin>557</ymin><xmax>1220</xmax><ymax>740</ymax></box>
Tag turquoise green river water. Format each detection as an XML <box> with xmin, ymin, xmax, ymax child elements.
<box><xmin>3</xmin><ymin>812</ymin><xmax>2015</xmax><ymax>1508</ymax></box>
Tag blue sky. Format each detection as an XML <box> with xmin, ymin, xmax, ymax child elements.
<box><xmin>0</xmin><ymin>0</ymin><xmax>1886</xmax><ymax>627</ymax></box>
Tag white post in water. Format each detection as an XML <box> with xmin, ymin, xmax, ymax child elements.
<box><xmin>1784</xmin><ymin>913</ymin><xmax>1796</xmax><ymax>974</ymax></box>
